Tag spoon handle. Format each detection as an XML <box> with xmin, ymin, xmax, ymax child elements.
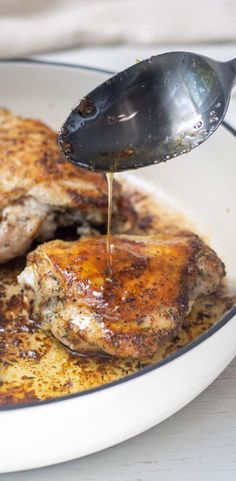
<box><xmin>228</xmin><ymin>58</ymin><xmax>236</xmax><ymax>85</ymax></box>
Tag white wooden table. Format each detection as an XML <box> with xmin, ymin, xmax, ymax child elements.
<box><xmin>2</xmin><ymin>44</ymin><xmax>236</xmax><ymax>480</ymax></box>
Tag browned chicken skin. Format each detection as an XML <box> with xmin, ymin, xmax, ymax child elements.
<box><xmin>0</xmin><ymin>109</ymin><xmax>136</xmax><ymax>263</ymax></box>
<box><xmin>19</xmin><ymin>233</ymin><xmax>225</xmax><ymax>358</ymax></box>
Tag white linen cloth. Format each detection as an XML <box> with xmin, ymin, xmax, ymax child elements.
<box><xmin>0</xmin><ymin>0</ymin><xmax>235</xmax><ymax>58</ymax></box>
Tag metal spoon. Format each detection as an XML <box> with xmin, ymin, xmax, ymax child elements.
<box><xmin>58</xmin><ymin>52</ymin><xmax>236</xmax><ymax>172</ymax></box>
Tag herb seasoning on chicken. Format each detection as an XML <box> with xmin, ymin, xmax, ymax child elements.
<box><xmin>19</xmin><ymin>233</ymin><xmax>224</xmax><ymax>358</ymax></box>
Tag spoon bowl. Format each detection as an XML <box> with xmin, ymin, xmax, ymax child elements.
<box><xmin>59</xmin><ymin>52</ymin><xmax>236</xmax><ymax>172</ymax></box>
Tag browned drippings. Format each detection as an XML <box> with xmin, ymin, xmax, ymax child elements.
<box><xmin>76</xmin><ymin>96</ymin><xmax>97</xmax><ymax>117</ymax></box>
<box><xmin>0</xmin><ymin>186</ymin><xmax>235</xmax><ymax>406</ymax></box>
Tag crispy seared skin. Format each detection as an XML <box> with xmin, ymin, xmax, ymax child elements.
<box><xmin>0</xmin><ymin>109</ymin><xmax>136</xmax><ymax>262</ymax></box>
<box><xmin>19</xmin><ymin>233</ymin><xmax>225</xmax><ymax>358</ymax></box>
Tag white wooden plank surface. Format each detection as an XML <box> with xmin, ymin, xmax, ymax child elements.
<box><xmin>2</xmin><ymin>45</ymin><xmax>236</xmax><ymax>480</ymax></box>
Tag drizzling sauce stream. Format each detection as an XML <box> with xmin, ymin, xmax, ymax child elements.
<box><xmin>106</xmin><ymin>172</ymin><xmax>114</xmax><ymax>273</ymax></box>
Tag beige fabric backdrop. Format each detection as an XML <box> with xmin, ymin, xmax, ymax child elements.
<box><xmin>0</xmin><ymin>0</ymin><xmax>235</xmax><ymax>58</ymax></box>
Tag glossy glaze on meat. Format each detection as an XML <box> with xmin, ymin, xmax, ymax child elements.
<box><xmin>19</xmin><ymin>233</ymin><xmax>225</xmax><ymax>358</ymax></box>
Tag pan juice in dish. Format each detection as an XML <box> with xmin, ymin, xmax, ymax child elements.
<box><xmin>0</xmin><ymin>173</ymin><xmax>235</xmax><ymax>406</ymax></box>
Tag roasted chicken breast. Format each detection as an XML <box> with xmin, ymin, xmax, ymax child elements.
<box><xmin>19</xmin><ymin>233</ymin><xmax>225</xmax><ymax>358</ymax></box>
<box><xmin>0</xmin><ymin>109</ymin><xmax>135</xmax><ymax>263</ymax></box>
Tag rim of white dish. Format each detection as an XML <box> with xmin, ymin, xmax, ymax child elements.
<box><xmin>0</xmin><ymin>58</ymin><xmax>235</xmax><ymax>412</ymax></box>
